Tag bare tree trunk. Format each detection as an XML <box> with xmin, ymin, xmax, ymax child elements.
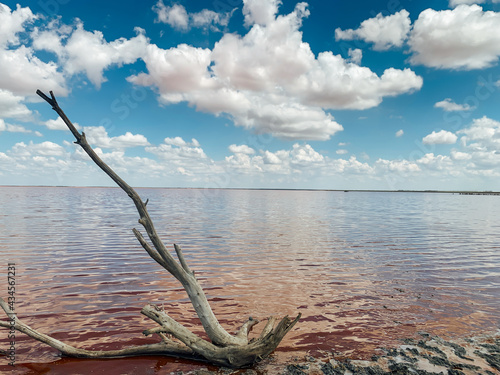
<box><xmin>0</xmin><ymin>90</ymin><xmax>300</xmax><ymax>368</ymax></box>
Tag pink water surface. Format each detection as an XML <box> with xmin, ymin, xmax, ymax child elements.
<box><xmin>0</xmin><ymin>187</ymin><xmax>499</xmax><ymax>374</ymax></box>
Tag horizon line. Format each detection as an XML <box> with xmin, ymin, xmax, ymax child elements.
<box><xmin>0</xmin><ymin>185</ymin><xmax>499</xmax><ymax>195</ymax></box>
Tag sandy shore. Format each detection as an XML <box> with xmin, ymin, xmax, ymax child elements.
<box><xmin>189</xmin><ymin>331</ymin><xmax>500</xmax><ymax>375</ymax></box>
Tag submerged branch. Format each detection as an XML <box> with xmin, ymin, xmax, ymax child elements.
<box><xmin>0</xmin><ymin>298</ymin><xmax>195</xmax><ymax>359</ymax></box>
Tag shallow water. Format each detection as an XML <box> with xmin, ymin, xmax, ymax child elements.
<box><xmin>0</xmin><ymin>187</ymin><xmax>499</xmax><ymax>373</ymax></box>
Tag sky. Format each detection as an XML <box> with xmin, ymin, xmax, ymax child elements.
<box><xmin>0</xmin><ymin>0</ymin><xmax>500</xmax><ymax>191</ymax></box>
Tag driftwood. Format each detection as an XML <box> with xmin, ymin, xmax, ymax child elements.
<box><xmin>0</xmin><ymin>90</ymin><xmax>300</xmax><ymax>368</ymax></box>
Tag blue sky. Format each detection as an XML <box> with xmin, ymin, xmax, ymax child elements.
<box><xmin>1</xmin><ymin>0</ymin><xmax>500</xmax><ymax>190</ymax></box>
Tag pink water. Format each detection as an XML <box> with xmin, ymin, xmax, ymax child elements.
<box><xmin>0</xmin><ymin>187</ymin><xmax>499</xmax><ymax>373</ymax></box>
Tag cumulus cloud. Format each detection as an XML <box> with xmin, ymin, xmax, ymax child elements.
<box><xmin>0</xmin><ymin>46</ymin><xmax>67</xmax><ymax>96</ymax></box>
<box><xmin>243</xmin><ymin>0</ymin><xmax>286</xmax><ymax>27</ymax></box>
<box><xmin>0</xmin><ymin>5</ymin><xmax>67</xmax><ymax>96</ymax></box>
<box><xmin>0</xmin><ymin>3</ymin><xmax>36</xmax><ymax>47</ymax></box>
<box><xmin>335</xmin><ymin>10</ymin><xmax>411</xmax><ymax>50</ymax></box>
<box><xmin>375</xmin><ymin>158</ymin><xmax>421</xmax><ymax>174</ymax></box>
<box><xmin>449</xmin><ymin>0</ymin><xmax>500</xmax><ymax>7</ymax></box>
<box><xmin>396</xmin><ymin>129</ymin><xmax>404</xmax><ymax>137</ymax></box>
<box><xmin>128</xmin><ymin>43</ymin><xmax>213</xmax><ymax>98</ymax></box>
<box><xmin>154</xmin><ymin>2</ymin><xmax>188</xmax><ymax>30</ymax></box>
<box><xmin>130</xmin><ymin>2</ymin><xmax>421</xmax><ymax>140</ymax></box>
<box><xmin>28</xmin><ymin>18</ymin><xmax>150</xmax><ymax>90</ymax></box>
<box><xmin>450</xmin><ymin>150</ymin><xmax>472</xmax><ymax>160</ymax></box>
<box><xmin>10</xmin><ymin>141</ymin><xmax>66</xmax><ymax>157</ymax></box>
<box><xmin>434</xmin><ymin>98</ymin><xmax>475</xmax><ymax>111</ymax></box>
<box><xmin>56</xmin><ymin>24</ymin><xmax>148</xmax><ymax>89</ymax></box>
<box><xmin>348</xmin><ymin>48</ymin><xmax>362</xmax><ymax>64</ymax></box>
<box><xmin>417</xmin><ymin>153</ymin><xmax>454</xmax><ymax>171</ymax></box>
<box><xmin>225</xmin><ymin>142</ymin><xmax>332</xmax><ymax>177</ymax></box>
<box><xmin>458</xmin><ymin>116</ymin><xmax>500</xmax><ymax>151</ymax></box>
<box><xmin>5</xmin><ymin>117</ymin><xmax>500</xmax><ymax>188</ymax></box>
<box><xmin>0</xmin><ymin>119</ymin><xmax>31</xmax><ymax>133</ymax></box>
<box><xmin>43</xmin><ymin>117</ymin><xmax>82</xmax><ymax>131</ymax></box>
<box><xmin>290</xmin><ymin>143</ymin><xmax>324</xmax><ymax>165</ymax></box>
<box><xmin>144</xmin><ymin>136</ymin><xmax>216</xmax><ymax>178</ymax></box>
<box><xmin>408</xmin><ymin>5</ymin><xmax>500</xmax><ymax>70</ymax></box>
<box><xmin>229</xmin><ymin>144</ymin><xmax>255</xmax><ymax>155</ymax></box>
<box><xmin>0</xmin><ymin>89</ymin><xmax>32</xmax><ymax>120</ymax></box>
<box><xmin>423</xmin><ymin>130</ymin><xmax>458</xmax><ymax>144</ymax></box>
<box><xmin>83</xmin><ymin>126</ymin><xmax>150</xmax><ymax>149</ymax></box>
<box><xmin>147</xmin><ymin>137</ymin><xmax>208</xmax><ymax>161</ymax></box>
<box><xmin>153</xmin><ymin>1</ymin><xmax>233</xmax><ymax>31</ymax></box>
<box><xmin>0</xmin><ymin>3</ymin><xmax>68</xmax><ymax>98</ymax></box>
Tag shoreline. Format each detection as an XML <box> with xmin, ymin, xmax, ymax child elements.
<box><xmin>1</xmin><ymin>331</ymin><xmax>498</xmax><ymax>374</ymax></box>
<box><xmin>192</xmin><ymin>331</ymin><xmax>500</xmax><ymax>375</ymax></box>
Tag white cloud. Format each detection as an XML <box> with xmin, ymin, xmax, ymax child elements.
<box><xmin>44</xmin><ymin>117</ymin><xmax>81</xmax><ymax>131</ymax></box>
<box><xmin>59</xmin><ymin>24</ymin><xmax>148</xmax><ymax>89</ymax></box>
<box><xmin>130</xmin><ymin>2</ymin><xmax>421</xmax><ymax>141</ymax></box>
<box><xmin>422</xmin><ymin>130</ymin><xmax>458</xmax><ymax>144</ymax></box>
<box><xmin>0</xmin><ymin>3</ymin><xmax>36</xmax><ymax>48</ymax></box>
<box><xmin>229</xmin><ymin>144</ymin><xmax>255</xmax><ymax>155</ymax></box>
<box><xmin>262</xmin><ymin>150</ymin><xmax>283</xmax><ymax>165</ymax></box>
<box><xmin>154</xmin><ymin>2</ymin><xmax>189</xmax><ymax>30</ymax></box>
<box><xmin>396</xmin><ymin>129</ymin><xmax>404</xmax><ymax>137</ymax></box>
<box><xmin>225</xmin><ymin>143</ymin><xmax>375</xmax><ymax>181</ymax></box>
<box><xmin>450</xmin><ymin>150</ymin><xmax>472</xmax><ymax>160</ymax></box>
<box><xmin>5</xmin><ymin>116</ymin><xmax>500</xmax><ymax>188</ymax></box>
<box><xmin>298</xmin><ymin>61</ymin><xmax>422</xmax><ymax>110</ymax></box>
<box><xmin>408</xmin><ymin>5</ymin><xmax>500</xmax><ymax>70</ymax></box>
<box><xmin>290</xmin><ymin>143</ymin><xmax>324</xmax><ymax>164</ymax></box>
<box><xmin>458</xmin><ymin>116</ymin><xmax>500</xmax><ymax>150</ymax></box>
<box><xmin>28</xmin><ymin>18</ymin><xmax>150</xmax><ymax>90</ymax></box>
<box><xmin>336</xmin><ymin>149</ymin><xmax>348</xmax><ymax>155</ymax></box>
<box><xmin>335</xmin><ymin>10</ymin><xmax>411</xmax><ymax>50</ymax></box>
<box><xmin>10</xmin><ymin>141</ymin><xmax>66</xmax><ymax>157</ymax></box>
<box><xmin>30</xmin><ymin>21</ymin><xmax>71</xmax><ymax>57</ymax></box>
<box><xmin>0</xmin><ymin>46</ymin><xmax>67</xmax><ymax>96</ymax></box>
<box><xmin>83</xmin><ymin>126</ymin><xmax>150</xmax><ymax>149</ymax></box>
<box><xmin>229</xmin><ymin>99</ymin><xmax>344</xmax><ymax>141</ymax></box>
<box><xmin>449</xmin><ymin>0</ymin><xmax>500</xmax><ymax>7</ymax></box>
<box><xmin>147</xmin><ymin>137</ymin><xmax>208</xmax><ymax>161</ymax></box>
<box><xmin>144</xmin><ymin>136</ymin><xmax>215</xmax><ymax>178</ymax></box>
<box><xmin>243</xmin><ymin>0</ymin><xmax>284</xmax><ymax>27</ymax></box>
<box><xmin>417</xmin><ymin>153</ymin><xmax>454</xmax><ymax>171</ymax></box>
<box><xmin>192</xmin><ymin>9</ymin><xmax>233</xmax><ymax>30</ymax></box>
<box><xmin>153</xmin><ymin>1</ymin><xmax>233</xmax><ymax>32</ymax></box>
<box><xmin>348</xmin><ymin>48</ymin><xmax>362</xmax><ymax>64</ymax></box>
<box><xmin>0</xmin><ymin>5</ymin><xmax>67</xmax><ymax>97</ymax></box>
<box><xmin>0</xmin><ymin>119</ymin><xmax>30</xmax><ymax>133</ymax></box>
<box><xmin>164</xmin><ymin>136</ymin><xmax>188</xmax><ymax>147</ymax></box>
<box><xmin>434</xmin><ymin>98</ymin><xmax>475</xmax><ymax>111</ymax></box>
<box><xmin>0</xmin><ymin>89</ymin><xmax>32</xmax><ymax>120</ymax></box>
<box><xmin>375</xmin><ymin>158</ymin><xmax>421</xmax><ymax>173</ymax></box>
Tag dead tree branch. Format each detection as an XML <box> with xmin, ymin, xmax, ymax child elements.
<box><xmin>0</xmin><ymin>90</ymin><xmax>300</xmax><ymax>368</ymax></box>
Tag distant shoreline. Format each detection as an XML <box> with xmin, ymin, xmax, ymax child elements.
<box><xmin>0</xmin><ymin>185</ymin><xmax>499</xmax><ymax>195</ymax></box>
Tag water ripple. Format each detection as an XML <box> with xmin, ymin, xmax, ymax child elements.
<box><xmin>0</xmin><ymin>187</ymin><xmax>499</xmax><ymax>369</ymax></box>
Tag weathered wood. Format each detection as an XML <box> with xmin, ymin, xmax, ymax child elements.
<box><xmin>0</xmin><ymin>298</ymin><xmax>196</xmax><ymax>359</ymax></box>
<box><xmin>0</xmin><ymin>90</ymin><xmax>300</xmax><ymax>368</ymax></box>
